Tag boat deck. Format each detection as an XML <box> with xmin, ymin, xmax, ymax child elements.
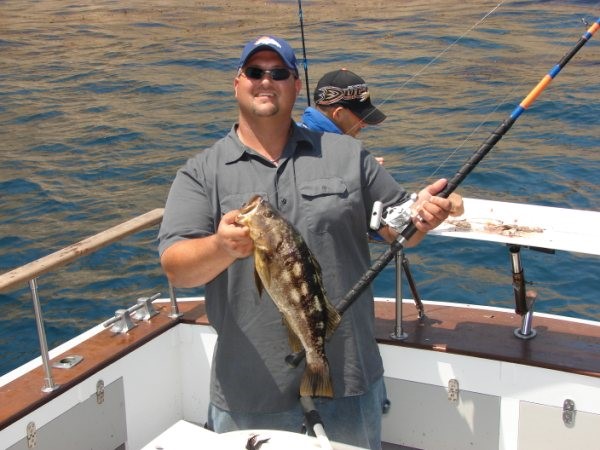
<box><xmin>1</xmin><ymin>298</ymin><xmax>599</xmax><ymax>438</ymax></box>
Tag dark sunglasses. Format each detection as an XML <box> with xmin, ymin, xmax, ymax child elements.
<box><xmin>242</xmin><ymin>67</ymin><xmax>295</xmax><ymax>81</ymax></box>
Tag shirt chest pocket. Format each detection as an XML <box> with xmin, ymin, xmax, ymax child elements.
<box><xmin>298</xmin><ymin>177</ymin><xmax>350</xmax><ymax>235</ymax></box>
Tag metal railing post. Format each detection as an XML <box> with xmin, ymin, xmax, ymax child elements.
<box><xmin>168</xmin><ymin>283</ymin><xmax>183</xmax><ymax>319</ymax></box>
<box><xmin>390</xmin><ymin>249</ymin><xmax>408</xmax><ymax>340</ymax></box>
<box><xmin>29</xmin><ymin>278</ymin><xmax>59</xmax><ymax>392</ymax></box>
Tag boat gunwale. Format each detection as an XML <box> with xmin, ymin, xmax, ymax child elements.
<box><xmin>1</xmin><ymin>200</ymin><xmax>598</xmax><ymax>434</ymax></box>
<box><xmin>0</xmin><ymin>302</ymin><xmax>179</xmax><ymax>430</ymax></box>
<box><xmin>1</xmin><ymin>298</ymin><xmax>598</xmax><ymax>432</ymax></box>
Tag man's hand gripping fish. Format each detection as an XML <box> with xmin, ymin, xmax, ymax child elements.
<box><xmin>235</xmin><ymin>195</ymin><xmax>341</xmax><ymax>398</ymax></box>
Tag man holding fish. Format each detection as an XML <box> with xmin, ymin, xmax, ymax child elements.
<box><xmin>158</xmin><ymin>35</ymin><xmax>462</xmax><ymax>449</ymax></box>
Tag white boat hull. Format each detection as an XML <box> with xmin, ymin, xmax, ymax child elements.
<box><xmin>2</xmin><ymin>299</ymin><xmax>599</xmax><ymax>450</ymax></box>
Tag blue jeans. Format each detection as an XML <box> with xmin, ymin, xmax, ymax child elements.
<box><xmin>208</xmin><ymin>377</ymin><xmax>388</xmax><ymax>450</ymax></box>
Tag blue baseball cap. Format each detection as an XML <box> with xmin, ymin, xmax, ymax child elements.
<box><xmin>238</xmin><ymin>36</ymin><xmax>298</xmax><ymax>73</ymax></box>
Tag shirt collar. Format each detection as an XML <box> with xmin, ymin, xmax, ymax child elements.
<box><xmin>223</xmin><ymin>122</ymin><xmax>315</xmax><ymax>164</ymax></box>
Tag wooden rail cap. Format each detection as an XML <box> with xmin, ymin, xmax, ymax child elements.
<box><xmin>0</xmin><ymin>208</ymin><xmax>164</xmax><ymax>293</ymax></box>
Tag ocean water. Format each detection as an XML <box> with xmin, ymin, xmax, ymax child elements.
<box><xmin>0</xmin><ymin>0</ymin><xmax>598</xmax><ymax>376</ymax></box>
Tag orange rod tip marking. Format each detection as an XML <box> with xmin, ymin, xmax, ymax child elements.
<box><xmin>520</xmin><ymin>75</ymin><xmax>553</xmax><ymax>109</ymax></box>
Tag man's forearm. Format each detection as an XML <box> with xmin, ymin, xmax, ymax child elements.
<box><xmin>160</xmin><ymin>235</ymin><xmax>238</xmax><ymax>288</ymax></box>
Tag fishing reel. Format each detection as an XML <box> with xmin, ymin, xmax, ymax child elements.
<box><xmin>370</xmin><ymin>193</ymin><xmax>418</xmax><ymax>234</ymax></box>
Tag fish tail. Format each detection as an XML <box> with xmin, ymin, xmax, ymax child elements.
<box><xmin>300</xmin><ymin>359</ymin><xmax>334</xmax><ymax>398</ymax></box>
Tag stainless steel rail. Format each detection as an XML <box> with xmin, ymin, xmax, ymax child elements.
<box><xmin>0</xmin><ymin>208</ymin><xmax>165</xmax><ymax>392</ymax></box>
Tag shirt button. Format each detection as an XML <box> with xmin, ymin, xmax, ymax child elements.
<box><xmin>281</xmin><ymin>198</ymin><xmax>287</xmax><ymax>205</ymax></box>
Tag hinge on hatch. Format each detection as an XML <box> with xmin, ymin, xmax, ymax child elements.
<box><xmin>96</xmin><ymin>379</ymin><xmax>105</xmax><ymax>404</ymax></box>
<box><xmin>26</xmin><ymin>421</ymin><xmax>37</xmax><ymax>448</ymax></box>
<box><xmin>448</xmin><ymin>378</ymin><xmax>459</xmax><ymax>402</ymax></box>
<box><xmin>562</xmin><ymin>399</ymin><xmax>576</xmax><ymax>427</ymax></box>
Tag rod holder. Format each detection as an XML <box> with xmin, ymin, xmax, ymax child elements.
<box><xmin>514</xmin><ymin>291</ymin><xmax>538</xmax><ymax>340</ymax></box>
<box><xmin>509</xmin><ymin>246</ymin><xmax>537</xmax><ymax>340</ymax></box>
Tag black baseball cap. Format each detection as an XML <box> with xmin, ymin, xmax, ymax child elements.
<box><xmin>314</xmin><ymin>69</ymin><xmax>386</xmax><ymax>125</ymax></box>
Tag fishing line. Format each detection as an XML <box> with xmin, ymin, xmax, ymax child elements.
<box><xmin>402</xmin><ymin>14</ymin><xmax>600</xmax><ymax>229</ymax></box>
<box><xmin>372</xmin><ymin>2</ymin><xmax>505</xmax><ymax>112</ymax></box>
<box><xmin>379</xmin><ymin>8</ymin><xmax>598</xmax><ymax>183</ymax></box>
<box><xmin>341</xmin><ymin>1</ymin><xmax>507</xmax><ymax>152</ymax></box>
<box><xmin>427</xmin><ymin>84</ymin><xmax>518</xmax><ymax>181</ymax></box>
<box><xmin>299</xmin><ymin>1</ymin><xmax>504</xmax><ymax>134</ymax></box>
<box><xmin>297</xmin><ymin>0</ymin><xmax>311</xmax><ymax>106</ymax></box>
<box><xmin>351</xmin><ymin>1</ymin><xmax>506</xmax><ymax>174</ymax></box>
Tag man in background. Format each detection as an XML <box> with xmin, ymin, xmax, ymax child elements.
<box><xmin>299</xmin><ymin>68</ymin><xmax>385</xmax><ymax>163</ymax></box>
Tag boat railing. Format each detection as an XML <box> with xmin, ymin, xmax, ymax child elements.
<box><xmin>1</xmin><ymin>206</ymin><xmax>417</xmax><ymax>394</ymax></box>
<box><xmin>0</xmin><ymin>208</ymin><xmax>173</xmax><ymax>392</ymax></box>
<box><xmin>2</xmin><ymin>198</ymin><xmax>598</xmax><ymax>392</ymax></box>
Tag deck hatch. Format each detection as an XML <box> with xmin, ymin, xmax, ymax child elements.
<box><xmin>7</xmin><ymin>378</ymin><xmax>127</xmax><ymax>450</ymax></box>
<box><xmin>518</xmin><ymin>400</ymin><xmax>600</xmax><ymax>448</ymax></box>
<box><xmin>382</xmin><ymin>377</ymin><xmax>500</xmax><ymax>449</ymax></box>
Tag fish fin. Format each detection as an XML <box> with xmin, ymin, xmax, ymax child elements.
<box><xmin>254</xmin><ymin>253</ymin><xmax>271</xmax><ymax>296</ymax></box>
<box><xmin>254</xmin><ymin>269</ymin><xmax>264</xmax><ymax>297</ymax></box>
<box><xmin>300</xmin><ymin>359</ymin><xmax>334</xmax><ymax>398</ymax></box>
<box><xmin>324</xmin><ymin>301</ymin><xmax>342</xmax><ymax>339</ymax></box>
<box><xmin>307</xmin><ymin>252</ymin><xmax>322</xmax><ymax>274</ymax></box>
<box><xmin>282</xmin><ymin>317</ymin><xmax>303</xmax><ymax>353</ymax></box>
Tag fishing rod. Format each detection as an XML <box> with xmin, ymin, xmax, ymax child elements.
<box><xmin>297</xmin><ymin>0</ymin><xmax>311</xmax><ymax>106</ymax></box>
<box><xmin>286</xmin><ymin>17</ymin><xmax>600</xmax><ymax>369</ymax></box>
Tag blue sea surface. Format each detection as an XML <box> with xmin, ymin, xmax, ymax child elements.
<box><xmin>1</xmin><ymin>0</ymin><xmax>598</xmax><ymax>376</ymax></box>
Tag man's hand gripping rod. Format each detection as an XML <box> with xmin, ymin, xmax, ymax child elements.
<box><xmin>286</xmin><ymin>17</ymin><xmax>600</xmax><ymax>369</ymax></box>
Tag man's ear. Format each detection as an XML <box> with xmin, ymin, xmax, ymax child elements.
<box><xmin>234</xmin><ymin>74</ymin><xmax>241</xmax><ymax>98</ymax></box>
<box><xmin>295</xmin><ymin>77</ymin><xmax>302</xmax><ymax>96</ymax></box>
<box><xmin>331</xmin><ymin>106</ymin><xmax>345</xmax><ymax>120</ymax></box>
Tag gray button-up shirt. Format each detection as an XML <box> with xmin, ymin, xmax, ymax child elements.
<box><xmin>158</xmin><ymin>122</ymin><xmax>407</xmax><ymax>413</ymax></box>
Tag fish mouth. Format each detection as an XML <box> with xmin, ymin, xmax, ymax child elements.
<box><xmin>235</xmin><ymin>195</ymin><xmax>262</xmax><ymax>223</ymax></box>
